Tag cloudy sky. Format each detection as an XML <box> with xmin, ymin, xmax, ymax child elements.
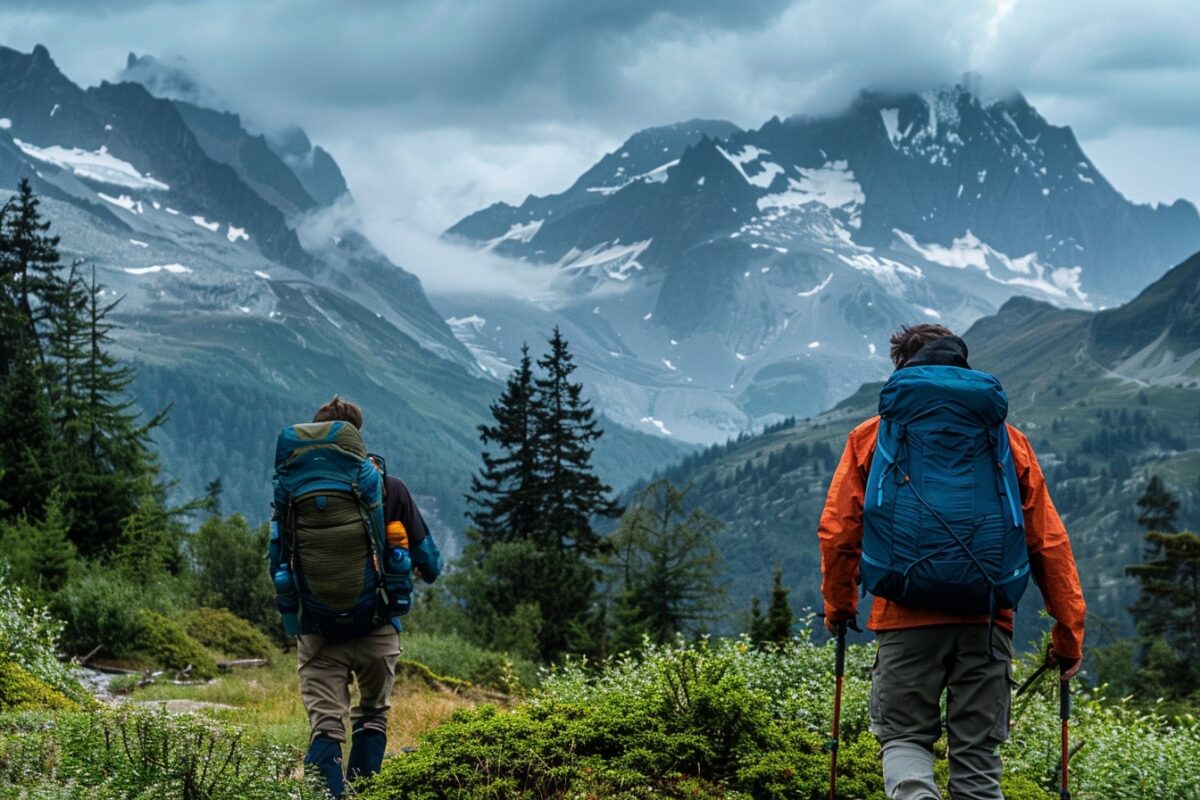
<box><xmin>2</xmin><ymin>0</ymin><xmax>1197</xmax><ymax>289</ymax></box>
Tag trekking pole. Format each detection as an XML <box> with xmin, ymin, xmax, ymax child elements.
<box><xmin>828</xmin><ymin>620</ymin><xmax>847</xmax><ymax>800</ymax></box>
<box><xmin>1060</xmin><ymin>668</ymin><xmax>1071</xmax><ymax>800</ymax></box>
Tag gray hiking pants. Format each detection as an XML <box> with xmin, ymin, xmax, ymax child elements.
<box><xmin>297</xmin><ymin>624</ymin><xmax>401</xmax><ymax>742</ymax></box>
<box><xmin>870</xmin><ymin>625</ymin><xmax>1014</xmax><ymax>800</ymax></box>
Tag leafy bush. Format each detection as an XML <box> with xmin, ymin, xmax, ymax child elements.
<box><xmin>0</xmin><ymin>706</ymin><xmax>326</xmax><ymax>800</ymax></box>
<box><xmin>54</xmin><ymin>569</ymin><xmax>144</xmax><ymax>658</ymax></box>
<box><xmin>0</xmin><ymin>574</ymin><xmax>85</xmax><ymax>704</ymax></box>
<box><xmin>189</xmin><ymin>515</ymin><xmax>276</xmax><ymax>637</ymax></box>
<box><xmin>400</xmin><ymin>631</ymin><xmax>539</xmax><ymax>692</ymax></box>
<box><xmin>0</xmin><ymin>661</ymin><xmax>75</xmax><ymax>712</ymax></box>
<box><xmin>362</xmin><ymin>636</ymin><xmax>885</xmax><ymax>800</ymax></box>
<box><xmin>134</xmin><ymin>610</ymin><xmax>218</xmax><ymax>680</ymax></box>
<box><xmin>183</xmin><ymin>607</ymin><xmax>273</xmax><ymax>660</ymax></box>
<box><xmin>364</xmin><ymin>632</ymin><xmax>1200</xmax><ymax>800</ymax></box>
<box><xmin>54</xmin><ymin>566</ymin><xmax>187</xmax><ymax>659</ymax></box>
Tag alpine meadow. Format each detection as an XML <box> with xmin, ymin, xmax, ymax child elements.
<box><xmin>2</xmin><ymin>3</ymin><xmax>1200</xmax><ymax>799</ymax></box>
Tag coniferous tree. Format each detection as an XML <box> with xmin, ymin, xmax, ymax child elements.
<box><xmin>1136</xmin><ymin>475</ymin><xmax>1179</xmax><ymax>534</ymax></box>
<box><xmin>534</xmin><ymin>327</ymin><xmax>621</xmax><ymax>554</ymax></box>
<box><xmin>0</xmin><ymin>183</ymin><xmax>162</xmax><ymax>554</ymax></box>
<box><xmin>3</xmin><ymin>180</ymin><xmax>60</xmax><ymax>362</ymax></box>
<box><xmin>607</xmin><ymin>480</ymin><xmax>725</xmax><ymax>653</ymax></box>
<box><xmin>466</xmin><ymin>345</ymin><xmax>541</xmax><ymax>545</ymax></box>
<box><xmin>61</xmin><ymin>267</ymin><xmax>164</xmax><ymax>555</ymax></box>
<box><xmin>1126</xmin><ymin>476</ymin><xmax>1200</xmax><ymax>703</ymax></box>
<box><xmin>458</xmin><ymin>330</ymin><xmax>622</xmax><ymax>662</ymax></box>
<box><xmin>748</xmin><ymin>595</ymin><xmax>769</xmax><ymax>647</ymax></box>
<box><xmin>764</xmin><ymin>564</ymin><xmax>794</xmax><ymax>645</ymax></box>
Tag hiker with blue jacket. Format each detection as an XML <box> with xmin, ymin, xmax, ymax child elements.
<box><xmin>270</xmin><ymin>395</ymin><xmax>443</xmax><ymax>797</ymax></box>
<box><xmin>818</xmin><ymin>325</ymin><xmax>1086</xmax><ymax>800</ymax></box>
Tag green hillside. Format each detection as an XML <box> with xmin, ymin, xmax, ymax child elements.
<box><xmin>120</xmin><ymin>281</ymin><xmax>690</xmax><ymax>541</ymax></box>
<box><xmin>646</xmin><ymin>253</ymin><xmax>1200</xmax><ymax>641</ymax></box>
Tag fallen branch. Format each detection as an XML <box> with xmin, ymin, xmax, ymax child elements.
<box><xmin>217</xmin><ymin>659</ymin><xmax>270</xmax><ymax>671</ymax></box>
<box><xmin>73</xmin><ymin>644</ymin><xmax>104</xmax><ymax>666</ymax></box>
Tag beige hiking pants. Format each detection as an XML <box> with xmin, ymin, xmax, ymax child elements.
<box><xmin>870</xmin><ymin>624</ymin><xmax>1014</xmax><ymax>800</ymax></box>
<box><xmin>297</xmin><ymin>624</ymin><xmax>401</xmax><ymax>742</ymax></box>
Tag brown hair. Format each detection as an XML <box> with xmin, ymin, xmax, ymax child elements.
<box><xmin>312</xmin><ymin>394</ymin><xmax>364</xmax><ymax>430</ymax></box>
<box><xmin>889</xmin><ymin>324</ymin><xmax>956</xmax><ymax>369</ymax></box>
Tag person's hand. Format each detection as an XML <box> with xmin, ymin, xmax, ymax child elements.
<box><xmin>1048</xmin><ymin>649</ymin><xmax>1082</xmax><ymax>681</ymax></box>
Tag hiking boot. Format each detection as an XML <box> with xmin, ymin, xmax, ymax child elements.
<box><xmin>346</xmin><ymin>729</ymin><xmax>387</xmax><ymax>783</ymax></box>
<box><xmin>304</xmin><ymin>735</ymin><xmax>345</xmax><ymax>798</ymax></box>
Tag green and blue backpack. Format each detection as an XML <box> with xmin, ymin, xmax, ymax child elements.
<box><xmin>269</xmin><ymin>421</ymin><xmax>412</xmax><ymax>639</ymax></box>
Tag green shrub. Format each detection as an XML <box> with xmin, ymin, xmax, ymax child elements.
<box><xmin>0</xmin><ymin>661</ymin><xmax>76</xmax><ymax>712</ymax></box>
<box><xmin>189</xmin><ymin>515</ymin><xmax>277</xmax><ymax>636</ymax></box>
<box><xmin>183</xmin><ymin>607</ymin><xmax>273</xmax><ymax>660</ymax></box>
<box><xmin>134</xmin><ymin>610</ymin><xmax>218</xmax><ymax>680</ymax></box>
<box><xmin>0</xmin><ymin>706</ymin><xmax>325</xmax><ymax>800</ymax></box>
<box><xmin>0</xmin><ymin>575</ymin><xmax>85</xmax><ymax>704</ymax></box>
<box><xmin>363</xmin><ymin>632</ymin><xmax>1200</xmax><ymax>800</ymax></box>
<box><xmin>360</xmin><ymin>637</ymin><xmax>885</xmax><ymax>800</ymax></box>
<box><xmin>54</xmin><ymin>569</ymin><xmax>144</xmax><ymax>658</ymax></box>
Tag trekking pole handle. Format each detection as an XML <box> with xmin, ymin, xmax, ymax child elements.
<box><xmin>834</xmin><ymin>621</ymin><xmax>847</xmax><ymax>677</ymax></box>
<box><xmin>1060</xmin><ymin>671</ymin><xmax>1071</xmax><ymax>720</ymax></box>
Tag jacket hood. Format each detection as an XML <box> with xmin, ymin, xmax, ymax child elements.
<box><xmin>901</xmin><ymin>336</ymin><xmax>971</xmax><ymax>370</ymax></box>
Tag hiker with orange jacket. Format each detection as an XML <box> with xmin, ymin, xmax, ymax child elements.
<box><xmin>818</xmin><ymin>324</ymin><xmax>1085</xmax><ymax>800</ymax></box>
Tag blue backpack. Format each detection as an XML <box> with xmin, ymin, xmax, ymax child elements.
<box><xmin>861</xmin><ymin>365</ymin><xmax>1030</xmax><ymax>617</ymax></box>
<box><xmin>269</xmin><ymin>421</ymin><xmax>413</xmax><ymax>639</ymax></box>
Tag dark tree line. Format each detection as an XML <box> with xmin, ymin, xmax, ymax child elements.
<box><xmin>0</xmin><ymin>180</ymin><xmax>163</xmax><ymax>563</ymax></box>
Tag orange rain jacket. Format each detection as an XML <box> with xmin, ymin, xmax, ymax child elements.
<box><xmin>818</xmin><ymin>416</ymin><xmax>1086</xmax><ymax>660</ymax></box>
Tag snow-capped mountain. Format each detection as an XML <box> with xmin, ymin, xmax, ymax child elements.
<box><xmin>0</xmin><ymin>43</ymin><xmax>688</xmax><ymax>537</ymax></box>
<box><xmin>443</xmin><ymin>82</ymin><xmax>1200</xmax><ymax>443</ymax></box>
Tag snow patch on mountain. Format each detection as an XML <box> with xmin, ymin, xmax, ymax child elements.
<box><xmin>446</xmin><ymin>314</ymin><xmax>512</xmax><ymax>378</ymax></box>
<box><xmin>123</xmin><ymin>263</ymin><xmax>191</xmax><ymax>275</ymax></box>
<box><xmin>880</xmin><ymin>108</ymin><xmax>913</xmax><ymax>148</ymax></box>
<box><xmin>757</xmin><ymin>161</ymin><xmax>865</xmax><ymax>227</ymax></box>
<box><xmin>191</xmin><ymin>215</ymin><xmax>220</xmax><ymax>232</ymax></box>
<box><xmin>483</xmin><ymin>219</ymin><xmax>543</xmax><ymax>251</ymax></box>
<box><xmin>797</xmin><ymin>273</ymin><xmax>833</xmax><ymax>297</ymax></box>
<box><xmin>557</xmin><ymin>239</ymin><xmax>651</xmax><ymax>282</ymax></box>
<box><xmin>717</xmin><ymin>145</ymin><xmax>785</xmax><ymax>188</ymax></box>
<box><xmin>99</xmin><ymin>193</ymin><xmax>142</xmax><ymax>213</ymax></box>
<box><xmin>895</xmin><ymin>229</ymin><xmax>1088</xmax><ymax>303</ymax></box>
<box><xmin>226</xmin><ymin>224</ymin><xmax>249</xmax><ymax>242</ymax></box>
<box><xmin>15</xmin><ymin>141</ymin><xmax>170</xmax><ymax>190</ymax></box>
<box><xmin>588</xmin><ymin>159</ymin><xmax>679</xmax><ymax>195</ymax></box>
<box><xmin>640</xmin><ymin>416</ymin><xmax>672</xmax><ymax>436</ymax></box>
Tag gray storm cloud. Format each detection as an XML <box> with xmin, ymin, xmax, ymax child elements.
<box><xmin>2</xmin><ymin>0</ymin><xmax>1197</xmax><ymax>293</ymax></box>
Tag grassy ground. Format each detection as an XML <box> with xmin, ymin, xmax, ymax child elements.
<box><xmin>123</xmin><ymin>647</ymin><xmax>481</xmax><ymax>755</ymax></box>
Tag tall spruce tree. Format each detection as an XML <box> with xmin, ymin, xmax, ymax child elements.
<box><xmin>466</xmin><ymin>345</ymin><xmax>542</xmax><ymax>545</ymax></box>
<box><xmin>534</xmin><ymin>327</ymin><xmax>621</xmax><ymax>554</ymax></box>
<box><xmin>458</xmin><ymin>329</ymin><xmax>622</xmax><ymax>661</ymax></box>
<box><xmin>0</xmin><ymin>182</ymin><xmax>59</xmax><ymax>519</ymax></box>
<box><xmin>65</xmin><ymin>267</ymin><xmax>164</xmax><ymax>555</ymax></box>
